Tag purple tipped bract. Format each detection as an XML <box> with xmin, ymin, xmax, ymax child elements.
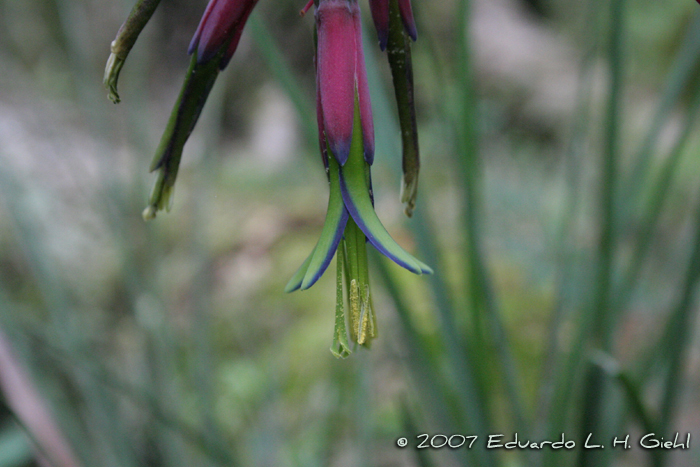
<box><xmin>397</xmin><ymin>0</ymin><xmax>417</xmax><ymax>41</ymax></box>
<box><xmin>188</xmin><ymin>0</ymin><xmax>259</xmax><ymax>69</ymax></box>
<box><xmin>368</xmin><ymin>0</ymin><xmax>417</xmax><ymax>49</ymax></box>
<box><xmin>369</xmin><ymin>0</ymin><xmax>389</xmax><ymax>50</ymax></box>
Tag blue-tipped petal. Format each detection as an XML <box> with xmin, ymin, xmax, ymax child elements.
<box><xmin>300</xmin><ymin>156</ymin><xmax>349</xmax><ymax>289</ymax></box>
<box><xmin>285</xmin><ymin>252</ymin><xmax>313</xmax><ymax>293</ymax></box>
<box><xmin>287</xmin><ymin>154</ymin><xmax>349</xmax><ymax>292</ymax></box>
<box><xmin>300</xmin><ymin>207</ymin><xmax>348</xmax><ymax>290</ymax></box>
<box><xmin>338</xmin><ymin>96</ymin><xmax>432</xmax><ymax>275</ymax></box>
<box><xmin>340</xmin><ymin>169</ymin><xmax>431</xmax><ymax>274</ymax></box>
<box><xmin>398</xmin><ymin>0</ymin><xmax>417</xmax><ymax>41</ymax></box>
<box><xmin>188</xmin><ymin>0</ymin><xmax>258</xmax><ymax>67</ymax></box>
<box><xmin>328</xmin><ymin>139</ymin><xmax>351</xmax><ymax>166</ymax></box>
<box><xmin>369</xmin><ymin>0</ymin><xmax>389</xmax><ymax>51</ymax></box>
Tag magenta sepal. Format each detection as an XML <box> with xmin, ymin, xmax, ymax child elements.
<box><xmin>353</xmin><ymin>2</ymin><xmax>375</xmax><ymax>164</ymax></box>
<box><xmin>188</xmin><ymin>0</ymin><xmax>259</xmax><ymax>69</ymax></box>
<box><xmin>316</xmin><ymin>0</ymin><xmax>374</xmax><ymax>166</ymax></box>
<box><xmin>368</xmin><ymin>0</ymin><xmax>417</xmax><ymax>49</ymax></box>
<box><xmin>369</xmin><ymin>0</ymin><xmax>389</xmax><ymax>50</ymax></box>
<box><xmin>397</xmin><ymin>0</ymin><xmax>417</xmax><ymax>41</ymax></box>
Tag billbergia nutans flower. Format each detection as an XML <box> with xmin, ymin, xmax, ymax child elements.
<box><xmin>104</xmin><ymin>0</ymin><xmax>430</xmax><ymax>356</ymax></box>
<box><xmin>284</xmin><ymin>0</ymin><xmax>430</xmax><ymax>356</ymax></box>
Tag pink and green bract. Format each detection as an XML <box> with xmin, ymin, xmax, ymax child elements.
<box><xmin>143</xmin><ymin>0</ymin><xmax>259</xmax><ymax>219</ymax></box>
<box><xmin>285</xmin><ymin>0</ymin><xmax>430</xmax><ymax>355</ymax></box>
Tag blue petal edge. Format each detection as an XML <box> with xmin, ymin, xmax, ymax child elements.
<box><xmin>339</xmin><ymin>171</ymin><xmax>432</xmax><ymax>275</ymax></box>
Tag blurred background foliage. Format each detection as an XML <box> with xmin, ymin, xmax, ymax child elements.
<box><xmin>0</xmin><ymin>0</ymin><xmax>699</xmax><ymax>466</ymax></box>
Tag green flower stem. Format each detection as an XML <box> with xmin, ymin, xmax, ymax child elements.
<box><xmin>104</xmin><ymin>0</ymin><xmax>162</xmax><ymax>103</ymax></box>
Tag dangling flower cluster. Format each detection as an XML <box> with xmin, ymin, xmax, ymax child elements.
<box><xmin>104</xmin><ymin>0</ymin><xmax>427</xmax><ymax>357</ymax></box>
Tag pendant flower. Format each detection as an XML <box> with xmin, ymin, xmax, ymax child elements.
<box><xmin>285</xmin><ymin>0</ymin><xmax>430</xmax><ymax>356</ymax></box>
<box><xmin>370</xmin><ymin>0</ymin><xmax>420</xmax><ymax>217</ymax></box>
<box><xmin>143</xmin><ymin>0</ymin><xmax>259</xmax><ymax>220</ymax></box>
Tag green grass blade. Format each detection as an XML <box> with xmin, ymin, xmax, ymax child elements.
<box><xmin>26</xmin><ymin>328</ymin><xmax>238</xmax><ymax>466</ymax></box>
<box><xmin>454</xmin><ymin>0</ymin><xmax>528</xmax><ymax>440</ymax></box>
<box><xmin>454</xmin><ymin>0</ymin><xmax>486</xmax><ymax>349</ymax></box>
<box><xmin>360</xmin><ymin>16</ymin><xmax>498</xmax><ymax>443</ymax></box>
<box><xmin>612</xmin><ymin>80</ymin><xmax>700</xmax><ymax>315</ymax></box>
<box><xmin>399</xmin><ymin>400</ymin><xmax>436</xmax><ymax>467</ymax></box>
<box><xmin>0</xmin><ymin>424</ymin><xmax>33</xmax><ymax>467</ymax></box>
<box><xmin>590</xmin><ymin>351</ymin><xmax>662</xmax><ymax>465</ymax></box>
<box><xmin>654</xmin><ymin>196</ymin><xmax>700</xmax><ymax>465</ymax></box>
<box><xmin>535</xmin><ymin>6</ymin><xmax>600</xmax><ymax>452</ymax></box>
<box><xmin>188</xmin><ymin>84</ymin><xmax>233</xmax><ymax>467</ymax></box>
<box><xmin>577</xmin><ymin>1</ymin><xmax>625</xmax><ymax>466</ymax></box>
<box><xmin>372</xmin><ymin>258</ymin><xmax>478</xmax><ymax>467</ymax></box>
<box><xmin>620</xmin><ymin>10</ymin><xmax>700</xmax><ymax>208</ymax></box>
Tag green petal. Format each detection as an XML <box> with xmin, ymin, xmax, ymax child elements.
<box><xmin>339</xmin><ymin>97</ymin><xmax>432</xmax><ymax>275</ymax></box>
<box><xmin>300</xmin><ymin>157</ymin><xmax>349</xmax><ymax>290</ymax></box>
<box><xmin>286</xmin><ymin>157</ymin><xmax>349</xmax><ymax>293</ymax></box>
<box><xmin>284</xmin><ymin>252</ymin><xmax>313</xmax><ymax>293</ymax></box>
